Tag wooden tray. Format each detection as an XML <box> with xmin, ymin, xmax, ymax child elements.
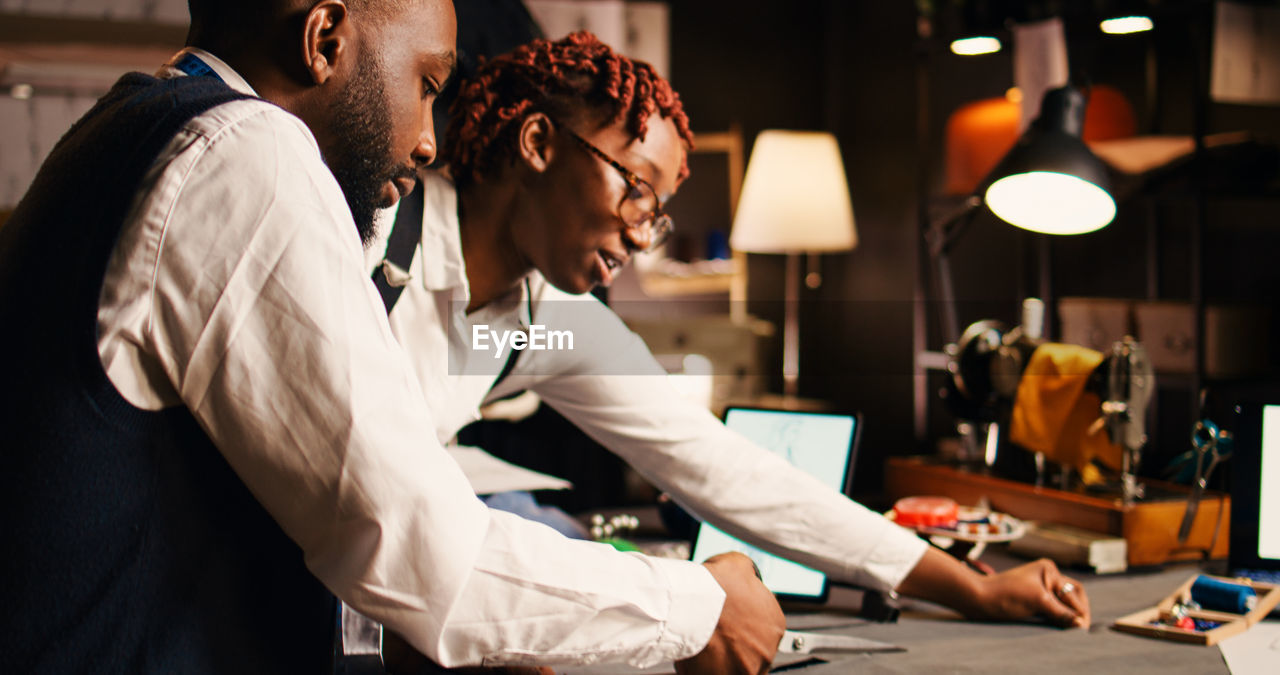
<box><xmin>1112</xmin><ymin>575</ymin><xmax>1280</xmax><ymax>646</ymax></box>
<box><xmin>884</xmin><ymin>456</ymin><xmax>1230</xmax><ymax>566</ymax></box>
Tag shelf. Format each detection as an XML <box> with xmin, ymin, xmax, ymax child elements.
<box><xmin>637</xmin><ymin>270</ymin><xmax>735</xmax><ymax>297</ymax></box>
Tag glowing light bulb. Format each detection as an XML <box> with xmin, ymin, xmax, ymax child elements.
<box><xmin>1100</xmin><ymin>16</ymin><xmax>1154</xmax><ymax>35</ymax></box>
<box><xmin>951</xmin><ymin>36</ymin><xmax>1001</xmax><ymax>56</ymax></box>
<box><xmin>985</xmin><ymin>172</ymin><xmax>1115</xmax><ymax>235</ymax></box>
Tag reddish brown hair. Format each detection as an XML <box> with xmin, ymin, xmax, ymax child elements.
<box><xmin>443</xmin><ymin>31</ymin><xmax>694</xmax><ymax>188</ymax></box>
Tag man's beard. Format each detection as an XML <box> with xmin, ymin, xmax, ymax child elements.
<box><xmin>325</xmin><ymin>53</ymin><xmax>414</xmax><ymax>247</ymax></box>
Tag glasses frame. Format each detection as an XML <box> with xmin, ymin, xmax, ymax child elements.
<box><xmin>558</xmin><ymin>126</ymin><xmax>674</xmax><ymax>252</ymax></box>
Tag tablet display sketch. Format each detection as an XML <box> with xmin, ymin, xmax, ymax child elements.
<box><xmin>690</xmin><ymin>409</ymin><xmax>857</xmax><ymax>599</ymax></box>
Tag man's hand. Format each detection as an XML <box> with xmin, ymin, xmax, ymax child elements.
<box><xmin>896</xmin><ymin>547</ymin><xmax>1090</xmax><ymax>629</ymax></box>
<box><xmin>675</xmin><ymin>552</ymin><xmax>786</xmax><ymax>675</ymax></box>
<box><xmin>971</xmin><ymin>558</ymin><xmax>1091</xmax><ymax>628</ymax></box>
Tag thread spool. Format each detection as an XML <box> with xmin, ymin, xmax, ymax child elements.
<box><xmin>1021</xmin><ymin>298</ymin><xmax>1045</xmax><ymax>340</ymax></box>
<box><xmin>1190</xmin><ymin>575</ymin><xmax>1258</xmax><ymax>614</ymax></box>
<box><xmin>892</xmin><ymin>496</ymin><xmax>959</xmax><ymax>529</ymax></box>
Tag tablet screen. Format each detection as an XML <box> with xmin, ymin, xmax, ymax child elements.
<box><xmin>1230</xmin><ymin>400</ymin><xmax>1280</xmax><ymax>574</ymax></box>
<box><xmin>689</xmin><ymin>408</ymin><xmax>859</xmax><ymax>601</ymax></box>
<box><xmin>1257</xmin><ymin>404</ymin><xmax>1280</xmax><ymax>561</ymax></box>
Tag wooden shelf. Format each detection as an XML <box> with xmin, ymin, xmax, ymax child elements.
<box><xmin>637</xmin><ymin>270</ymin><xmax>735</xmax><ymax>297</ymax></box>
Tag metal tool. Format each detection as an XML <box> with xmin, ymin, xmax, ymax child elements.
<box><xmin>1103</xmin><ymin>337</ymin><xmax>1155</xmax><ymax>504</ymax></box>
<box><xmin>1177</xmin><ymin>418</ymin><xmax>1232</xmax><ymax>544</ymax></box>
<box><xmin>777</xmin><ymin>629</ymin><xmax>905</xmax><ymax>655</ymax></box>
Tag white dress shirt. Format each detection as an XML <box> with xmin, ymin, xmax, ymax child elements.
<box><xmin>96</xmin><ymin>49</ymin><xmax>725</xmax><ymax>669</ymax></box>
<box><xmin>370</xmin><ymin>171</ymin><xmax>929</xmax><ymax>598</ymax></box>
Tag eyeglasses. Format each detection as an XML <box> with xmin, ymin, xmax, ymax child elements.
<box><xmin>559</xmin><ymin>127</ymin><xmax>674</xmax><ymax>252</ymax></box>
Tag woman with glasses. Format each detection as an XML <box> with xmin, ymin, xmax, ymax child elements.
<box><xmin>372</xmin><ymin>30</ymin><xmax>1090</xmax><ymax>673</ymax></box>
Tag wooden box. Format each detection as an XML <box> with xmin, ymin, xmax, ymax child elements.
<box><xmin>884</xmin><ymin>457</ymin><xmax>1230</xmax><ymax>567</ymax></box>
<box><xmin>1112</xmin><ymin>575</ymin><xmax>1280</xmax><ymax>645</ymax></box>
<box><xmin>1132</xmin><ymin>301</ymin><xmax>1271</xmax><ymax>377</ymax></box>
<box><xmin>1058</xmin><ymin>296</ymin><xmax>1133</xmax><ymax>353</ymax></box>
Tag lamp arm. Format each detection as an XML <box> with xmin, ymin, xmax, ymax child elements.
<box><xmin>924</xmin><ymin>195</ymin><xmax>983</xmax><ymax>259</ymax></box>
<box><xmin>925</xmin><ymin>195</ymin><xmax>983</xmax><ymax>343</ymax></box>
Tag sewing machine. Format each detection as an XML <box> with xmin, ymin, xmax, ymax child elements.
<box><xmin>893</xmin><ymin>301</ymin><xmax>1230</xmax><ymax>568</ymax></box>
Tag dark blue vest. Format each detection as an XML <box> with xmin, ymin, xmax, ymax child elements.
<box><xmin>0</xmin><ymin>72</ymin><xmax>335</xmax><ymax>673</ymax></box>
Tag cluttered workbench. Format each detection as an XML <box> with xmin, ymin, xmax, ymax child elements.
<box><xmin>779</xmin><ymin>551</ymin><xmax>1268</xmax><ymax>674</ymax></box>
<box><xmin>553</xmin><ymin>316</ymin><xmax>1280</xmax><ymax>673</ymax></box>
<box><xmin>562</xmin><ymin>549</ymin><xmax>1269</xmax><ymax>674</ymax></box>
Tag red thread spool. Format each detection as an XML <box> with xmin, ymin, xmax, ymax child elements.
<box><xmin>892</xmin><ymin>496</ymin><xmax>959</xmax><ymax>529</ymax></box>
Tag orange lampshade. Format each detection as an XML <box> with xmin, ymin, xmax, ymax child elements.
<box><xmin>944</xmin><ymin>84</ymin><xmax>1137</xmax><ymax>195</ymax></box>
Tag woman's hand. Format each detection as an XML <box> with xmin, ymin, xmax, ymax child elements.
<box><xmin>968</xmin><ymin>558</ymin><xmax>1090</xmax><ymax>628</ymax></box>
<box><xmin>896</xmin><ymin>547</ymin><xmax>1090</xmax><ymax>628</ymax></box>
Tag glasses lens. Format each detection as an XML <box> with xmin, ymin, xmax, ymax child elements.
<box><xmin>618</xmin><ymin>180</ymin><xmax>657</xmax><ymax>227</ymax></box>
<box><xmin>618</xmin><ymin>181</ymin><xmax>673</xmax><ymax>251</ymax></box>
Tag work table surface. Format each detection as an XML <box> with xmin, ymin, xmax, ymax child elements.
<box><xmin>561</xmin><ymin>549</ymin><xmax>1248</xmax><ymax>674</ymax></box>
<box><xmin>780</xmin><ymin>552</ymin><xmax>1238</xmax><ymax>674</ymax></box>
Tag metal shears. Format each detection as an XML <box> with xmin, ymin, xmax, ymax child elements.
<box><xmin>777</xmin><ymin>629</ymin><xmax>905</xmax><ymax>655</ymax></box>
<box><xmin>1176</xmin><ymin>418</ymin><xmax>1232</xmax><ymax>543</ymax></box>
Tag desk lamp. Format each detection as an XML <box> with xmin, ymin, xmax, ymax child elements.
<box><xmin>923</xmin><ymin>83</ymin><xmax>1120</xmax><ymax>473</ymax></box>
<box><xmin>730</xmin><ymin>130</ymin><xmax>856</xmax><ymax>399</ymax></box>
<box><xmin>982</xmin><ymin>85</ymin><xmax>1116</xmax><ymax>235</ymax></box>
<box><xmin>928</xmin><ymin>83</ymin><xmax>1116</xmax><ymax>342</ymax></box>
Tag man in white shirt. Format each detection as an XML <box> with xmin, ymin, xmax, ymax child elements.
<box><xmin>366</xmin><ymin>29</ymin><xmax>1093</xmax><ymax>669</ymax></box>
<box><xmin>2</xmin><ymin>1</ymin><xmax>782</xmax><ymax>673</ymax></box>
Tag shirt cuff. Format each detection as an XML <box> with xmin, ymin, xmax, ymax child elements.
<box><xmin>849</xmin><ymin>521</ymin><xmax>931</xmax><ymax>592</ymax></box>
<box><xmin>641</xmin><ymin>556</ymin><xmax>725</xmax><ymax>666</ymax></box>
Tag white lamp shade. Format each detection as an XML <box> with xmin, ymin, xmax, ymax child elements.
<box><xmin>730</xmin><ymin>130</ymin><xmax>857</xmax><ymax>253</ymax></box>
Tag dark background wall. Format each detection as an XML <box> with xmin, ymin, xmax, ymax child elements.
<box><xmin>668</xmin><ymin>0</ymin><xmax>925</xmax><ymax>498</ymax></box>
<box><xmin>665</xmin><ymin>0</ymin><xmax>1280</xmax><ymax>499</ymax></box>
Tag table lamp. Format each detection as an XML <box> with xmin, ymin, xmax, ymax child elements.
<box><xmin>730</xmin><ymin>130</ymin><xmax>857</xmax><ymax>398</ymax></box>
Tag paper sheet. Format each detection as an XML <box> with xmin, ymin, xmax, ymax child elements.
<box><xmin>1211</xmin><ymin>1</ymin><xmax>1280</xmax><ymax>105</ymax></box>
<box><xmin>556</xmin><ymin>652</ymin><xmax>827</xmax><ymax>674</ymax></box>
<box><xmin>523</xmin><ymin>0</ymin><xmax>669</xmax><ymax>77</ymax></box>
<box><xmin>447</xmin><ymin>444</ymin><xmax>572</xmax><ymax>495</ymax></box>
<box><xmin>1012</xmin><ymin>18</ymin><xmax>1069</xmax><ymax>133</ymax></box>
<box><xmin>525</xmin><ymin>0</ymin><xmax>628</xmax><ymax>48</ymax></box>
<box><xmin>624</xmin><ymin>2</ymin><xmax>670</xmax><ymax>78</ymax></box>
<box><xmin>1219</xmin><ymin>620</ymin><xmax>1280</xmax><ymax>675</ymax></box>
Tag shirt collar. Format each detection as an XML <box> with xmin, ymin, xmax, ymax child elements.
<box><xmin>160</xmin><ymin>47</ymin><xmax>258</xmax><ymax>97</ymax></box>
<box><xmin>419</xmin><ymin>170</ymin><xmax>468</xmax><ymax>292</ymax></box>
<box><xmin>418</xmin><ymin>171</ymin><xmax>533</xmax><ymax>322</ymax></box>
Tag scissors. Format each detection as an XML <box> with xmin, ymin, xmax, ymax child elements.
<box><xmin>1176</xmin><ymin>418</ymin><xmax>1232</xmax><ymax>544</ymax></box>
<box><xmin>777</xmin><ymin>629</ymin><xmax>905</xmax><ymax>655</ymax></box>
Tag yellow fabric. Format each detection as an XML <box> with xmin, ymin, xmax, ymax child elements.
<box><xmin>1009</xmin><ymin>343</ymin><xmax>1123</xmax><ymax>484</ymax></box>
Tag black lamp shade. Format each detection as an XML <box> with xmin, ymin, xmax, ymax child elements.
<box><xmin>981</xmin><ymin>86</ymin><xmax>1116</xmax><ymax>235</ymax></box>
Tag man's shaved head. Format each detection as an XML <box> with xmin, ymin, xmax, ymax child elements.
<box><xmin>183</xmin><ymin>0</ymin><xmax>455</xmax><ymax>244</ymax></box>
<box><xmin>186</xmin><ymin>0</ymin><xmax>409</xmax><ymax>51</ymax></box>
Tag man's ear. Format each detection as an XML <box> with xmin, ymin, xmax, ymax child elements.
<box><xmin>518</xmin><ymin>113</ymin><xmax>557</xmax><ymax>174</ymax></box>
<box><xmin>301</xmin><ymin>0</ymin><xmax>352</xmax><ymax>86</ymax></box>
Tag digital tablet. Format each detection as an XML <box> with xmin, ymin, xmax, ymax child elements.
<box><xmin>689</xmin><ymin>406</ymin><xmax>862</xmax><ymax>603</ymax></box>
<box><xmin>1229</xmin><ymin>400</ymin><xmax>1280</xmax><ymax>579</ymax></box>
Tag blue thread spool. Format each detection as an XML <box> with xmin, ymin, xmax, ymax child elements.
<box><xmin>1190</xmin><ymin>576</ymin><xmax>1258</xmax><ymax>614</ymax></box>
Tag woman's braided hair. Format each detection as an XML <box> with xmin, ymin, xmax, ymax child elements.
<box><xmin>442</xmin><ymin>31</ymin><xmax>694</xmax><ymax>188</ymax></box>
